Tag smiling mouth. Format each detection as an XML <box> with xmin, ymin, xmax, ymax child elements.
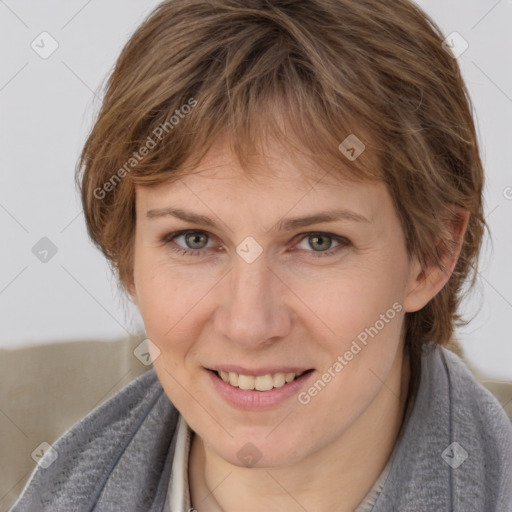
<box><xmin>210</xmin><ymin>369</ymin><xmax>314</xmax><ymax>391</ymax></box>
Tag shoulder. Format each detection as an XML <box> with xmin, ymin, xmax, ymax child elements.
<box><xmin>437</xmin><ymin>344</ymin><xmax>512</xmax><ymax>441</ymax></box>
<box><xmin>9</xmin><ymin>368</ymin><xmax>180</xmax><ymax>511</ymax></box>
<box><xmin>431</xmin><ymin>344</ymin><xmax>512</xmax><ymax>507</ymax></box>
<box><xmin>374</xmin><ymin>342</ymin><xmax>512</xmax><ymax>511</ymax></box>
<box><xmin>51</xmin><ymin>367</ymin><xmax>170</xmax><ymax>454</ymax></box>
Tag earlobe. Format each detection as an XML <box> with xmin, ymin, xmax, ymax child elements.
<box><xmin>404</xmin><ymin>265</ymin><xmax>439</xmax><ymax>313</ymax></box>
<box><xmin>404</xmin><ymin>208</ymin><xmax>469</xmax><ymax>313</ymax></box>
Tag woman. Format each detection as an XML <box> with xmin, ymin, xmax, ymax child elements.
<box><xmin>10</xmin><ymin>0</ymin><xmax>512</xmax><ymax>510</ymax></box>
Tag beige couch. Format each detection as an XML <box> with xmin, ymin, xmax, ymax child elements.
<box><xmin>0</xmin><ymin>337</ymin><xmax>149</xmax><ymax>512</ymax></box>
<box><xmin>0</xmin><ymin>338</ymin><xmax>510</xmax><ymax>511</ymax></box>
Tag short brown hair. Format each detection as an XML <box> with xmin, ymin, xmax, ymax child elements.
<box><xmin>77</xmin><ymin>0</ymin><xmax>486</xmax><ymax>406</ymax></box>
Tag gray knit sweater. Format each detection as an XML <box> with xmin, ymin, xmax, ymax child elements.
<box><xmin>9</xmin><ymin>343</ymin><xmax>512</xmax><ymax>511</ymax></box>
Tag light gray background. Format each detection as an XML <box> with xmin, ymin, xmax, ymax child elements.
<box><xmin>1</xmin><ymin>1</ymin><xmax>511</xmax><ymax>379</ymax></box>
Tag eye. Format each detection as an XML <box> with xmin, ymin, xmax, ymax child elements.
<box><xmin>293</xmin><ymin>232</ymin><xmax>349</xmax><ymax>257</ymax></box>
<box><xmin>161</xmin><ymin>230</ymin><xmax>350</xmax><ymax>258</ymax></box>
<box><xmin>163</xmin><ymin>230</ymin><xmax>216</xmax><ymax>256</ymax></box>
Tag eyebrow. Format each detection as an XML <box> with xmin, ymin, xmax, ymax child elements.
<box><xmin>146</xmin><ymin>207</ymin><xmax>371</xmax><ymax>231</ymax></box>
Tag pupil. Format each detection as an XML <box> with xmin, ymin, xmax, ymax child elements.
<box><xmin>311</xmin><ymin>235</ymin><xmax>331</xmax><ymax>251</ymax></box>
<box><xmin>186</xmin><ymin>232</ymin><xmax>206</xmax><ymax>249</ymax></box>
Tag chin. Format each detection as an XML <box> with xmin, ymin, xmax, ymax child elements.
<box><xmin>208</xmin><ymin>433</ymin><xmax>308</xmax><ymax>469</ymax></box>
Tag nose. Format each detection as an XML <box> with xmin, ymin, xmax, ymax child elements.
<box><xmin>213</xmin><ymin>254</ymin><xmax>292</xmax><ymax>349</ymax></box>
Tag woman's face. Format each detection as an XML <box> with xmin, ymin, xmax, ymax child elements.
<box><xmin>130</xmin><ymin>136</ymin><xmax>421</xmax><ymax>468</ymax></box>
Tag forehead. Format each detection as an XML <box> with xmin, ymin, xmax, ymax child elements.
<box><xmin>141</xmin><ymin>131</ymin><xmax>377</xmax><ymax>199</ymax></box>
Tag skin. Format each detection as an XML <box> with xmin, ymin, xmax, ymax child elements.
<box><xmin>129</xmin><ymin>134</ymin><xmax>468</xmax><ymax>512</ymax></box>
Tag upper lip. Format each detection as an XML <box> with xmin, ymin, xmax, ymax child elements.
<box><xmin>208</xmin><ymin>365</ymin><xmax>313</xmax><ymax>376</ymax></box>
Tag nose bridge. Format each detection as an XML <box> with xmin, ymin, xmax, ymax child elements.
<box><xmin>232</xmin><ymin>255</ymin><xmax>271</xmax><ymax>307</ymax></box>
<box><xmin>215</xmin><ymin>254</ymin><xmax>290</xmax><ymax>345</ymax></box>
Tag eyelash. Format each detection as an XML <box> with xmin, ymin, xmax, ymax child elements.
<box><xmin>160</xmin><ymin>230</ymin><xmax>350</xmax><ymax>259</ymax></box>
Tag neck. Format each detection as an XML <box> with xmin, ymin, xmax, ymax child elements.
<box><xmin>189</xmin><ymin>349</ymin><xmax>411</xmax><ymax>512</ymax></box>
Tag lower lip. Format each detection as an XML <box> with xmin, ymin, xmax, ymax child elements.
<box><xmin>206</xmin><ymin>369</ymin><xmax>315</xmax><ymax>410</ymax></box>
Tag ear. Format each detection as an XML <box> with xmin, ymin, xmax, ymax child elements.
<box><xmin>404</xmin><ymin>207</ymin><xmax>469</xmax><ymax>313</ymax></box>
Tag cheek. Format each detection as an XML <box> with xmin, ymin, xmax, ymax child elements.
<box><xmin>290</xmin><ymin>261</ymin><xmax>406</xmax><ymax>341</ymax></box>
<box><xmin>134</xmin><ymin>244</ymin><xmax>195</xmax><ymax>317</ymax></box>
<box><xmin>296</xmin><ymin>272</ymin><xmax>407</xmax><ymax>429</ymax></box>
<box><xmin>290</xmin><ymin>260</ymin><xmax>408</xmax><ymax>412</ymax></box>
<box><xmin>133</xmin><ymin>259</ymin><xmax>219</xmax><ymax>360</ymax></box>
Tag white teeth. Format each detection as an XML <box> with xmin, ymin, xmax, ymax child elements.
<box><xmin>238</xmin><ymin>374</ymin><xmax>255</xmax><ymax>390</ymax></box>
<box><xmin>228</xmin><ymin>372</ymin><xmax>238</xmax><ymax>386</ymax></box>
<box><xmin>255</xmin><ymin>374</ymin><xmax>274</xmax><ymax>391</ymax></box>
<box><xmin>216</xmin><ymin>370</ymin><xmax>306</xmax><ymax>390</ymax></box>
<box><xmin>273</xmin><ymin>373</ymin><xmax>286</xmax><ymax>388</ymax></box>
